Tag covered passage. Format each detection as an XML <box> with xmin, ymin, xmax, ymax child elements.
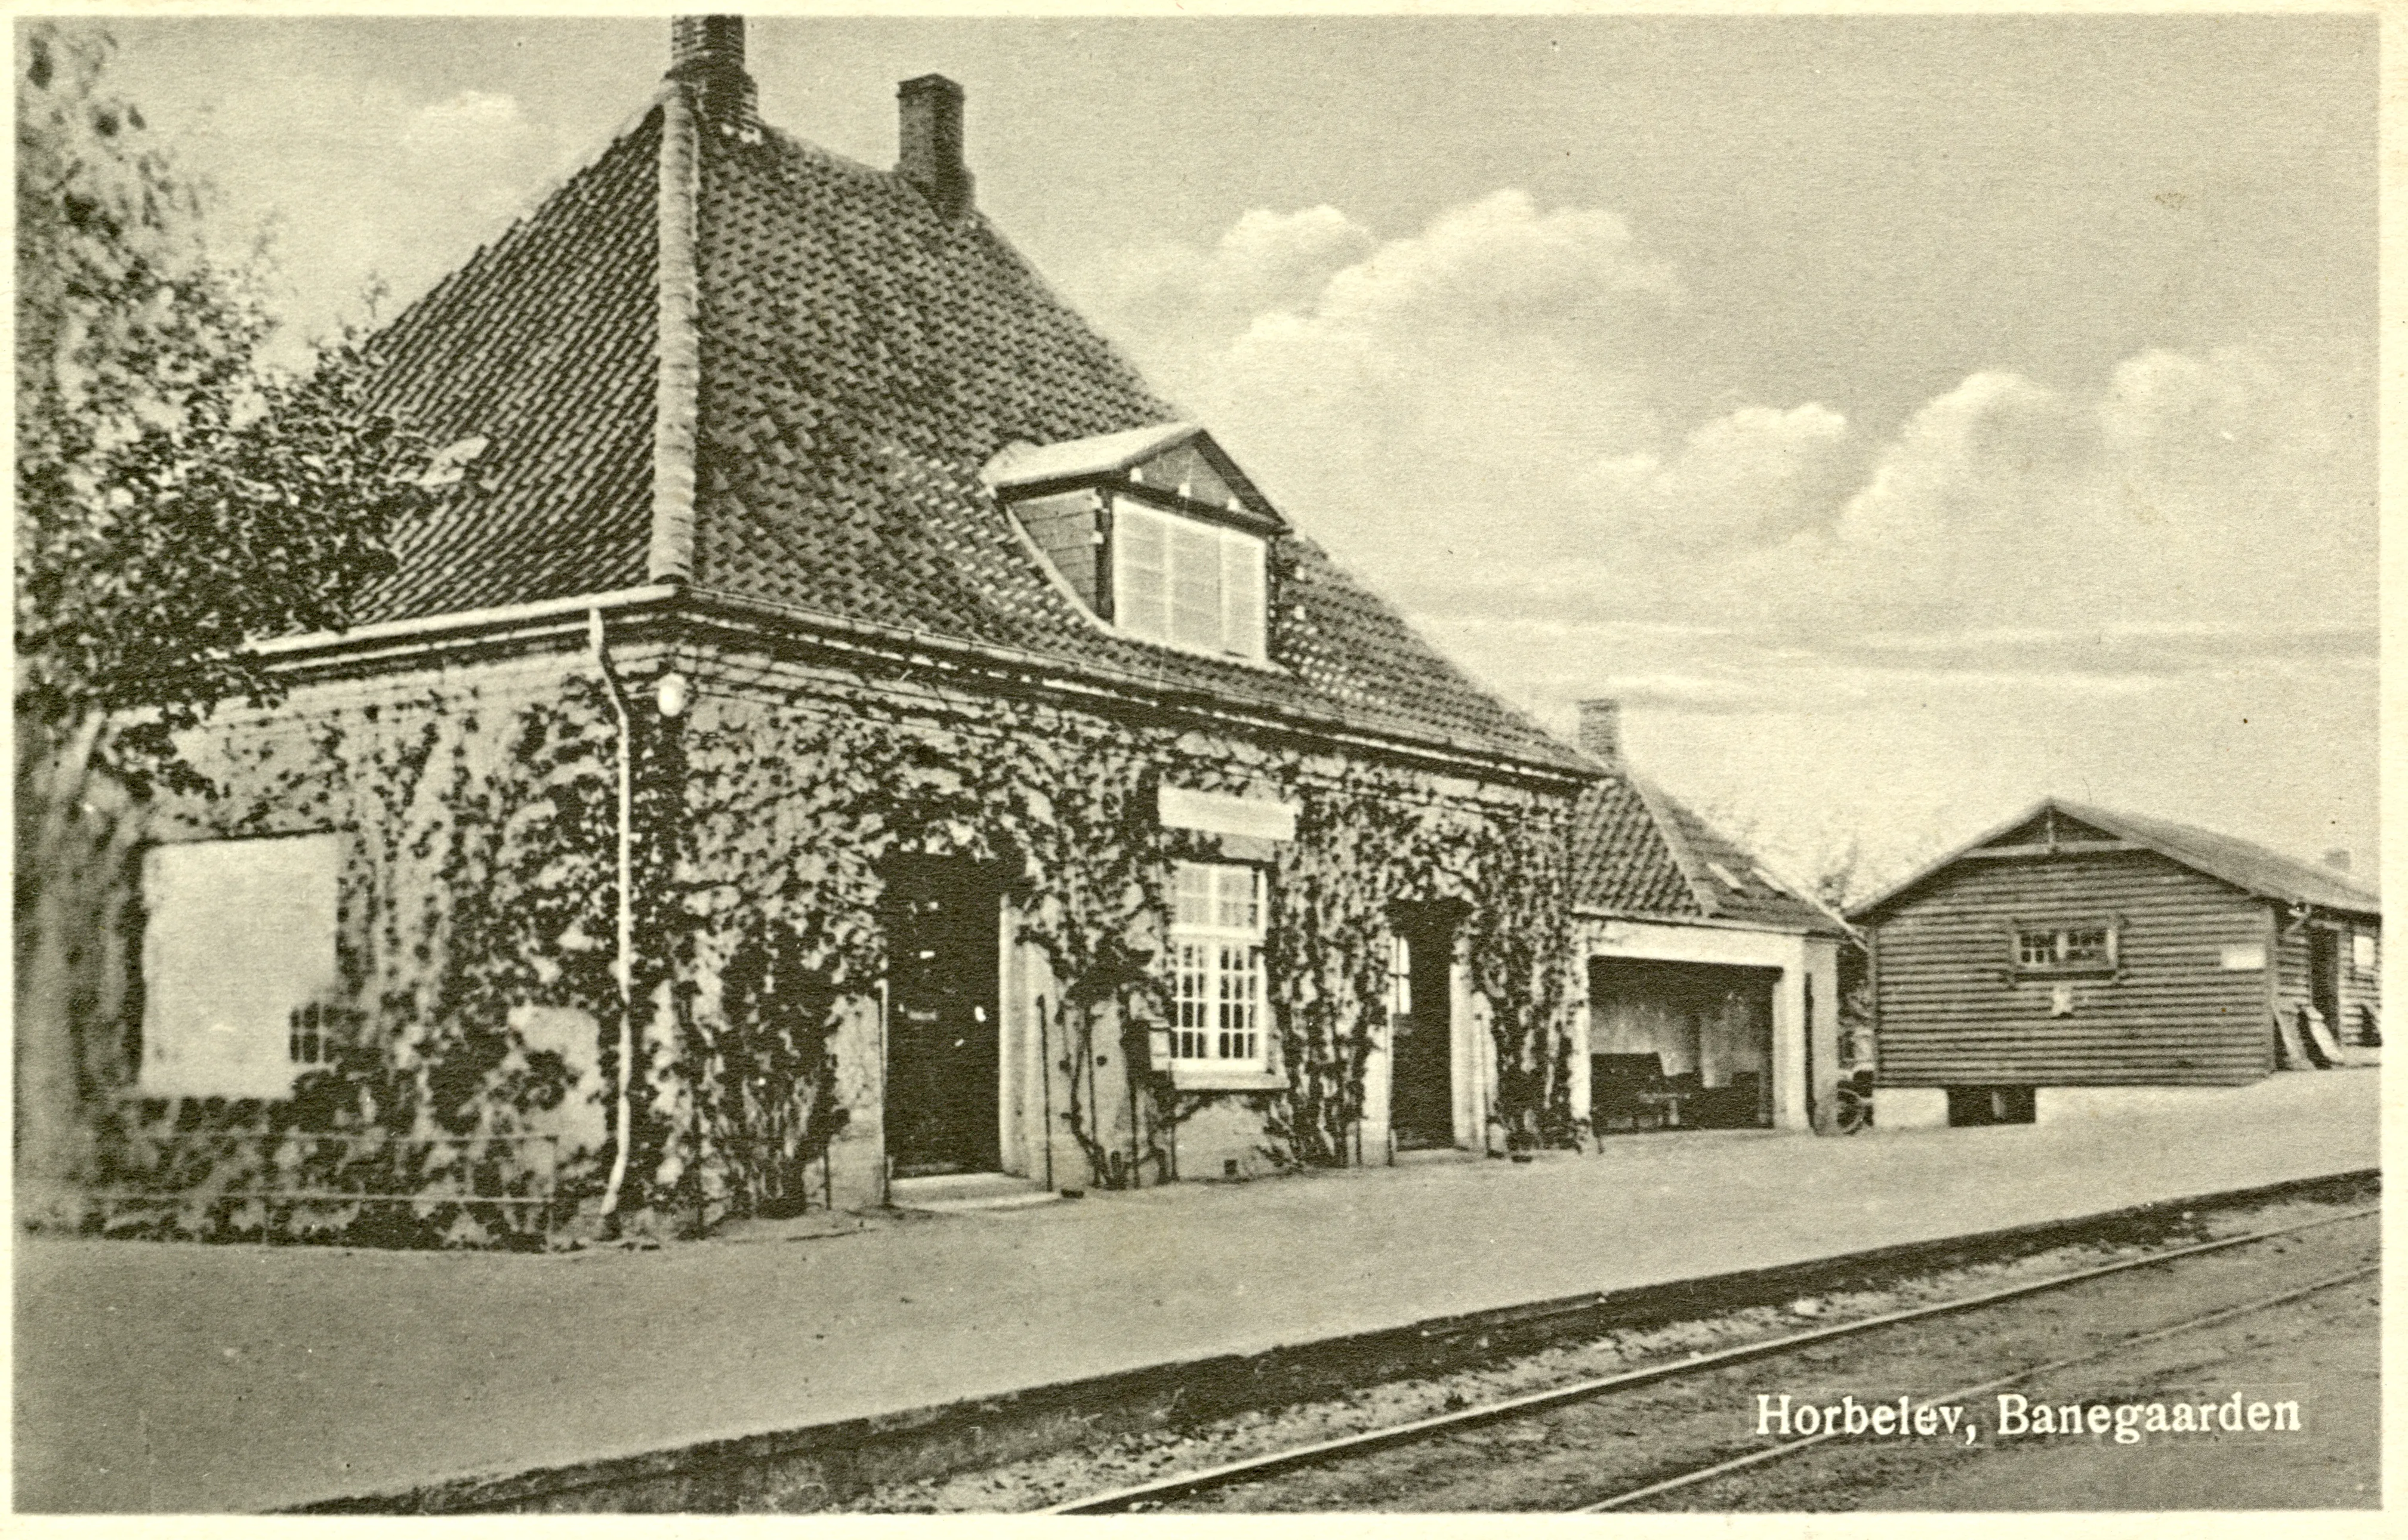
<box><xmin>1588</xmin><ymin>958</ymin><xmax>1778</xmax><ymax>1131</ymax></box>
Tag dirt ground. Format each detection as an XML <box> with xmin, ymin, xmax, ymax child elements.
<box><xmin>13</xmin><ymin>1067</ymin><xmax>2375</xmax><ymax>1513</ymax></box>
<box><xmin>1675</xmin><ymin>1254</ymin><xmax>2378</xmax><ymax>1511</ymax></box>
<box><xmin>851</xmin><ymin>1189</ymin><xmax>2376</xmax><ymax>1512</ymax></box>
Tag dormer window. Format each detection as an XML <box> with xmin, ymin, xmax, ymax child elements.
<box><xmin>1111</xmin><ymin>499</ymin><xmax>1266</xmax><ymax>658</ymax></box>
<box><xmin>985</xmin><ymin>423</ymin><xmax>1281</xmax><ymax>666</ymax></box>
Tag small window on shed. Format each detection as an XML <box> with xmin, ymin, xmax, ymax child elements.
<box><xmin>141</xmin><ymin>834</ymin><xmax>341</xmax><ymax>1099</ymax></box>
<box><xmin>2014</xmin><ymin>923</ymin><xmax>2119</xmax><ymax>975</ymax></box>
<box><xmin>2353</xmin><ymin>933</ymin><xmax>2377</xmax><ymax>974</ymax></box>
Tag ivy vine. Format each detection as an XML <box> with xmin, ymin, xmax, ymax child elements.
<box><xmin>58</xmin><ymin>649</ymin><xmax>1581</xmax><ymax>1245</ymax></box>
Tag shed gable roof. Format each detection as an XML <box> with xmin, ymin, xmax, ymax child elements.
<box><xmin>1849</xmin><ymin>795</ymin><xmax>2381</xmax><ymax>921</ymax></box>
<box><xmin>349</xmin><ymin>67</ymin><xmax>1585</xmax><ymax>777</ymax></box>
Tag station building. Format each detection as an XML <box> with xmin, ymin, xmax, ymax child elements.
<box><xmin>47</xmin><ymin>18</ymin><xmax>1604</xmax><ymax>1239</ymax></box>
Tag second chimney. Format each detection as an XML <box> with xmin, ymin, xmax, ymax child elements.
<box><xmin>1577</xmin><ymin>698</ymin><xmax>1623</xmax><ymax>764</ymax></box>
<box><xmin>2324</xmin><ymin>848</ymin><xmax>2352</xmax><ymax>874</ymax></box>
<box><xmin>898</xmin><ymin>75</ymin><xmax>973</xmax><ymax>219</ymax></box>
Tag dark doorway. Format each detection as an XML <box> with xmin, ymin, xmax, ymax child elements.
<box><xmin>1390</xmin><ymin>911</ymin><xmax>1459</xmax><ymax>1151</ymax></box>
<box><xmin>882</xmin><ymin>857</ymin><xmax>1001</xmax><ymax>1179</ymax></box>
<box><xmin>1946</xmin><ymin>1085</ymin><xmax>2037</xmax><ymax>1127</ymax></box>
<box><xmin>2310</xmin><ymin>927</ymin><xmax>2342</xmax><ymax>1033</ymax></box>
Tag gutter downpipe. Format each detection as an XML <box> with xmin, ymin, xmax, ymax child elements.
<box><xmin>589</xmin><ymin>609</ymin><xmax>638</xmax><ymax>1223</ymax></box>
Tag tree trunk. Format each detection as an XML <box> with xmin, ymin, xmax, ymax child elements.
<box><xmin>13</xmin><ymin>712</ymin><xmax>133</xmax><ymax>1216</ymax></box>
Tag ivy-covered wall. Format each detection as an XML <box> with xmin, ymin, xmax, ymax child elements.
<box><xmin>51</xmin><ymin>648</ymin><xmax>631</xmax><ymax>1246</ymax></box>
<box><xmin>41</xmin><ymin>625</ymin><xmax>1584</xmax><ymax>1245</ymax></box>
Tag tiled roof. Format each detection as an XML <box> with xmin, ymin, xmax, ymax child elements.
<box><xmin>1570</xmin><ymin>763</ymin><xmax>1851</xmax><ymax>936</ymax></box>
<box><xmin>1570</xmin><ymin>772</ymin><xmax>1699</xmax><ymax>918</ymax></box>
<box><xmin>360</xmin><ymin>109</ymin><xmax>663</xmax><ymax>622</ymax></box>
<box><xmin>347</xmin><ymin>78</ymin><xmax>1586</xmax><ymax>777</ymax></box>
<box><xmin>1851</xmin><ymin>796</ymin><xmax>2381</xmax><ymax>919</ymax></box>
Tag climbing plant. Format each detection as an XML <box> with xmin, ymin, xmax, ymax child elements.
<box><xmin>56</xmin><ymin>641</ymin><xmax>1580</xmax><ymax>1246</ymax></box>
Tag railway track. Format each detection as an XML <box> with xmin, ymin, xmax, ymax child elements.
<box><xmin>1049</xmin><ymin>1202</ymin><xmax>2380</xmax><ymax>1514</ymax></box>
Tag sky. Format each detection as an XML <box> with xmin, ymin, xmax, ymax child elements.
<box><xmin>70</xmin><ymin>10</ymin><xmax>2379</xmax><ymax>894</ymax></box>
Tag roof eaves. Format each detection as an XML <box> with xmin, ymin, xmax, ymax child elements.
<box><xmin>983</xmin><ymin>422</ymin><xmax>1201</xmax><ymax>490</ymax></box>
<box><xmin>1573</xmin><ymin>904</ymin><xmax>1829</xmax><ymax>937</ymax></box>
<box><xmin>2053</xmin><ymin>798</ymin><xmax>2382</xmax><ymax>915</ymax></box>
<box><xmin>1846</xmin><ymin>796</ymin><xmax>2056</xmax><ymax>921</ymax></box>
<box><xmin>682</xmin><ymin>584</ymin><xmax>1600</xmax><ymax>785</ymax></box>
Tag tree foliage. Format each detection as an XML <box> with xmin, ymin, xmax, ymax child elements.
<box><xmin>16</xmin><ymin>21</ymin><xmax>436</xmax><ymax>785</ymax></box>
<box><xmin>16</xmin><ymin>21</ymin><xmax>443</xmax><ymax>1195</ymax></box>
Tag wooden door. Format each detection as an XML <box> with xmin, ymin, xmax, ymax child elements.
<box><xmin>2310</xmin><ymin>927</ymin><xmax>2342</xmax><ymax>1035</ymax></box>
<box><xmin>883</xmin><ymin>858</ymin><xmax>1002</xmax><ymax>1178</ymax></box>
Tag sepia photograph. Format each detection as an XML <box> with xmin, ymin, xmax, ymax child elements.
<box><xmin>11</xmin><ymin>4</ymin><xmax>2382</xmax><ymax>1519</ymax></box>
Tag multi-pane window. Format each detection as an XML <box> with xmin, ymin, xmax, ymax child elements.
<box><xmin>1171</xmin><ymin>862</ymin><xmax>1267</xmax><ymax>1068</ymax></box>
<box><xmin>2015</xmin><ymin>925</ymin><xmax>2117</xmax><ymax>973</ymax></box>
<box><xmin>1112</xmin><ymin>498</ymin><xmax>1267</xmax><ymax>662</ymax></box>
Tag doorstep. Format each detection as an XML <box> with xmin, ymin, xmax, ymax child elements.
<box><xmin>888</xmin><ymin>1172</ymin><xmax>1062</xmax><ymax>1214</ymax></box>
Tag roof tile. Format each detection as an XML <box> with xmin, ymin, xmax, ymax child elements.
<box><xmin>347</xmin><ymin>88</ymin><xmax>1584</xmax><ymax>774</ymax></box>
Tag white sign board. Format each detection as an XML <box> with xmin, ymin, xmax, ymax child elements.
<box><xmin>1157</xmin><ymin>785</ymin><xmax>1297</xmax><ymax>842</ymax></box>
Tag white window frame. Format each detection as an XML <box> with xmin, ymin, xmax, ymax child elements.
<box><xmin>140</xmin><ymin>832</ymin><xmax>342</xmax><ymax>1099</ymax></box>
<box><xmin>2352</xmin><ymin>931</ymin><xmax>2378</xmax><ymax>974</ymax></box>
<box><xmin>1168</xmin><ymin>862</ymin><xmax>1281</xmax><ymax>1090</ymax></box>
<box><xmin>1111</xmin><ymin>496</ymin><xmax>1268</xmax><ymax>663</ymax></box>
<box><xmin>2012</xmin><ymin>922</ymin><xmax>2119</xmax><ymax>976</ymax></box>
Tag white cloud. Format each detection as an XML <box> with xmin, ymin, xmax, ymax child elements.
<box><xmin>402</xmin><ymin>90</ymin><xmax>532</xmax><ymax>154</ymax></box>
<box><xmin>398</xmin><ymin>91</ymin><xmax>559</xmax><ymax>221</ymax></box>
<box><xmin>1086</xmin><ymin>193</ymin><xmax>2368</xmax><ymax>690</ymax></box>
<box><xmin>1097</xmin><ymin>205</ymin><xmax>1373</xmax><ymax>334</ymax></box>
<box><xmin>1583</xmin><ymin>403</ymin><xmax>1853</xmax><ymax>551</ymax></box>
<box><xmin>1075</xmin><ymin>193</ymin><xmax>2371</xmax><ymax>875</ymax></box>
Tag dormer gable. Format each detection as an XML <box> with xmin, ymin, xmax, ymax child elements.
<box><xmin>985</xmin><ymin>425</ymin><xmax>1281</xmax><ymax>665</ymax></box>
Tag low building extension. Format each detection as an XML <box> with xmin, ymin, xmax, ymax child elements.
<box><xmin>1849</xmin><ymin>797</ymin><xmax>2380</xmax><ymax>1128</ymax></box>
<box><xmin>1565</xmin><ymin>700</ymin><xmax>1854</xmax><ymax>1136</ymax></box>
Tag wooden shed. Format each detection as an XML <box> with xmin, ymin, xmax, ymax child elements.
<box><xmin>1849</xmin><ymin>798</ymin><xmax>2379</xmax><ymax>1126</ymax></box>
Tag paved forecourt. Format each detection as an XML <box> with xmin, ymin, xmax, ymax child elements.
<box><xmin>14</xmin><ymin>1067</ymin><xmax>2378</xmax><ymax>1512</ymax></box>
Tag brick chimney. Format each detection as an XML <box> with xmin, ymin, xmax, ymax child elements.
<box><xmin>1577</xmin><ymin>698</ymin><xmax>1623</xmax><ymax>764</ymax></box>
<box><xmin>2324</xmin><ymin>848</ymin><xmax>2352</xmax><ymax>873</ymax></box>
<box><xmin>898</xmin><ymin>74</ymin><xmax>973</xmax><ymax>218</ymax></box>
<box><xmin>669</xmin><ymin>15</ymin><xmax>756</xmax><ymax>126</ymax></box>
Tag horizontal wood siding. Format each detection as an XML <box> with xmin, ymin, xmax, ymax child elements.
<box><xmin>1870</xmin><ymin>850</ymin><xmax>2271</xmax><ymax>1087</ymax></box>
<box><xmin>2274</xmin><ymin>918</ymin><xmax>2382</xmax><ymax>1041</ymax></box>
<box><xmin>2338</xmin><ymin>922</ymin><xmax>2380</xmax><ymax>1032</ymax></box>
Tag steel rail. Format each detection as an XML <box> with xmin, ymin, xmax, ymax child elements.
<box><xmin>1046</xmin><ymin>1202</ymin><xmax>2379</xmax><ymax>1514</ymax></box>
<box><xmin>1577</xmin><ymin>1258</ymin><xmax>2381</xmax><ymax>1511</ymax></box>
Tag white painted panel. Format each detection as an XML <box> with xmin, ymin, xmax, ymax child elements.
<box><xmin>2220</xmin><ymin>943</ymin><xmax>2267</xmax><ymax>971</ymax></box>
<box><xmin>141</xmin><ymin>834</ymin><xmax>340</xmax><ymax>1099</ymax></box>
<box><xmin>1157</xmin><ymin>785</ymin><xmax>1297</xmax><ymax>842</ymax></box>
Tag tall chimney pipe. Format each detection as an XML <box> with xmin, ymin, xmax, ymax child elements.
<box><xmin>668</xmin><ymin>15</ymin><xmax>756</xmax><ymax>126</ymax></box>
<box><xmin>1577</xmin><ymin>698</ymin><xmax>1623</xmax><ymax>764</ymax></box>
<box><xmin>898</xmin><ymin>74</ymin><xmax>973</xmax><ymax>218</ymax></box>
